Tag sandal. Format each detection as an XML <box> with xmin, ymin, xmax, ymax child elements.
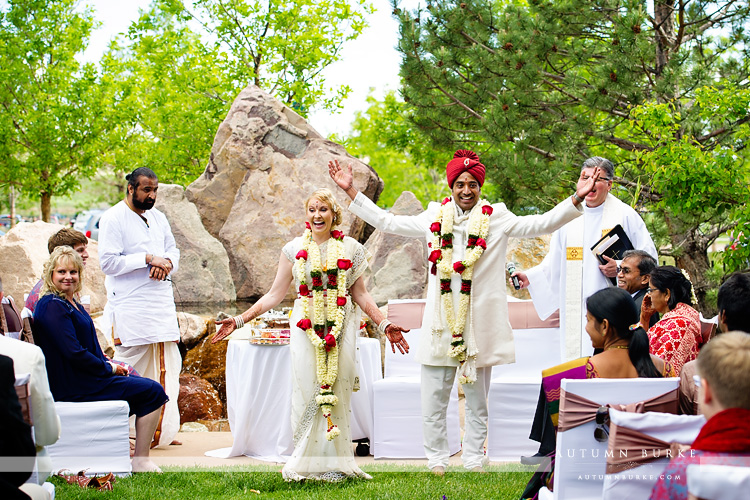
<box><xmin>56</xmin><ymin>469</ymin><xmax>116</xmax><ymax>491</ymax></box>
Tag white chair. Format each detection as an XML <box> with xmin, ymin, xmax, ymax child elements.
<box><xmin>46</xmin><ymin>401</ymin><xmax>131</xmax><ymax>476</ymax></box>
<box><xmin>687</xmin><ymin>464</ymin><xmax>750</xmax><ymax>500</ymax></box>
<box><xmin>487</xmin><ymin>299</ymin><xmax>561</xmax><ymax>461</ymax></box>
<box><xmin>602</xmin><ymin>410</ymin><xmax>706</xmax><ymax>499</ymax></box>
<box><xmin>540</xmin><ymin>377</ymin><xmax>680</xmax><ymax>500</ymax></box>
<box><xmin>372</xmin><ymin>299</ymin><xmax>461</xmax><ymax>459</ymax></box>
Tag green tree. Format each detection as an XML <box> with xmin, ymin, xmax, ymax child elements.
<box><xmin>103</xmin><ymin>0</ymin><xmax>373</xmax><ymax>184</ymax></box>
<box><xmin>394</xmin><ymin>0</ymin><xmax>750</xmax><ymax>311</ymax></box>
<box><xmin>0</xmin><ymin>0</ymin><xmax>109</xmax><ymax>221</ymax></box>
<box><xmin>338</xmin><ymin>90</ymin><xmax>451</xmax><ymax>208</ymax></box>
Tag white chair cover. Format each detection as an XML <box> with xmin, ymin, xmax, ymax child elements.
<box><xmin>602</xmin><ymin>410</ymin><xmax>706</xmax><ymax>500</ymax></box>
<box><xmin>487</xmin><ymin>299</ymin><xmax>561</xmax><ymax>461</ymax></box>
<box><xmin>47</xmin><ymin>401</ymin><xmax>131</xmax><ymax>476</ymax></box>
<box><xmin>687</xmin><ymin>464</ymin><xmax>750</xmax><ymax>500</ymax></box>
<box><xmin>547</xmin><ymin>377</ymin><xmax>680</xmax><ymax>500</ymax></box>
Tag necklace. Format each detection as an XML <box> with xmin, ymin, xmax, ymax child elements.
<box><xmin>293</xmin><ymin>224</ymin><xmax>351</xmax><ymax>441</ymax></box>
<box><xmin>429</xmin><ymin>197</ymin><xmax>492</xmax><ymax>384</ymax></box>
<box><xmin>605</xmin><ymin>344</ymin><xmax>629</xmax><ymax>350</ymax></box>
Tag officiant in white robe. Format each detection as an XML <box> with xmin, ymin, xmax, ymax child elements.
<box><xmin>329</xmin><ymin>151</ymin><xmax>603</xmax><ymax>472</ymax></box>
<box><xmin>514</xmin><ymin>157</ymin><xmax>657</xmax><ymax>362</ymax></box>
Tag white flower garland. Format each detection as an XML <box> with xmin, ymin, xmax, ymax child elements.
<box><xmin>428</xmin><ymin>198</ymin><xmax>492</xmax><ymax>384</ymax></box>
<box><xmin>294</xmin><ymin>225</ymin><xmax>350</xmax><ymax>440</ymax></box>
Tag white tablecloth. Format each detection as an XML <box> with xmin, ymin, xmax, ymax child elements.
<box><xmin>206</xmin><ymin>337</ymin><xmax>381</xmax><ymax>462</ymax></box>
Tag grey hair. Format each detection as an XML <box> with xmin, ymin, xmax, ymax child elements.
<box><xmin>582</xmin><ymin>156</ymin><xmax>614</xmax><ymax>181</ymax></box>
<box><xmin>622</xmin><ymin>250</ymin><xmax>657</xmax><ymax>276</ymax></box>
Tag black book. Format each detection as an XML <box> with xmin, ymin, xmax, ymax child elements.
<box><xmin>590</xmin><ymin>224</ymin><xmax>634</xmax><ymax>285</ymax></box>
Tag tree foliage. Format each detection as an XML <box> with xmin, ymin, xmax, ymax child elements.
<box><xmin>0</xmin><ymin>0</ymin><xmax>109</xmax><ymax>220</ymax></box>
<box><xmin>103</xmin><ymin>0</ymin><xmax>373</xmax><ymax>185</ymax></box>
<box><xmin>338</xmin><ymin>90</ymin><xmax>452</xmax><ymax>208</ymax></box>
<box><xmin>394</xmin><ymin>0</ymin><xmax>750</xmax><ymax>311</ymax></box>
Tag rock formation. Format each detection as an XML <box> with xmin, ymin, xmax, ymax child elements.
<box><xmin>182</xmin><ymin>335</ymin><xmax>228</xmax><ymax>414</ymax></box>
<box><xmin>186</xmin><ymin>85</ymin><xmax>383</xmax><ymax>299</ymax></box>
<box><xmin>363</xmin><ymin>191</ymin><xmax>429</xmax><ymax>306</ymax></box>
<box><xmin>178</xmin><ymin>373</ymin><xmax>224</xmax><ymax>423</ymax></box>
<box><xmin>154</xmin><ymin>184</ymin><xmax>236</xmax><ymax>304</ymax></box>
<box><xmin>0</xmin><ymin>221</ymin><xmax>107</xmax><ymax>312</ymax></box>
<box><xmin>506</xmin><ymin>235</ymin><xmax>551</xmax><ymax>300</ymax></box>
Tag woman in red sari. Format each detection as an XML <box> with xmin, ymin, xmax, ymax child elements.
<box><xmin>640</xmin><ymin>266</ymin><xmax>701</xmax><ymax>375</ymax></box>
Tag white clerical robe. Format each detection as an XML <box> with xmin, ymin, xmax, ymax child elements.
<box><xmin>525</xmin><ymin>194</ymin><xmax>656</xmax><ymax>361</ymax></box>
<box><xmin>348</xmin><ymin>192</ymin><xmax>583</xmax><ymax>368</ymax></box>
<box><xmin>98</xmin><ymin>201</ymin><xmax>180</xmax><ymax>346</ymax></box>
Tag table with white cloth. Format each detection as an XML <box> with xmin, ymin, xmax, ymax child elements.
<box><xmin>206</xmin><ymin>336</ymin><xmax>382</xmax><ymax>462</ymax></box>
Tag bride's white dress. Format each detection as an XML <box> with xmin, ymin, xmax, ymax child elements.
<box><xmin>280</xmin><ymin>236</ymin><xmax>372</xmax><ymax>482</ymax></box>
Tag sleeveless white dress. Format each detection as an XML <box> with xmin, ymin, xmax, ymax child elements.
<box><xmin>280</xmin><ymin>235</ymin><xmax>372</xmax><ymax>482</ymax></box>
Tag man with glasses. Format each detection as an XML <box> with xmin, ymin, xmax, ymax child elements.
<box><xmin>513</xmin><ymin>156</ymin><xmax>657</xmax><ymax>362</ymax></box>
<box><xmin>617</xmin><ymin>249</ymin><xmax>659</xmax><ymax>328</ymax></box>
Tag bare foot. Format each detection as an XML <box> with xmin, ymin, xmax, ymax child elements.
<box><xmin>131</xmin><ymin>457</ymin><xmax>163</xmax><ymax>473</ymax></box>
<box><xmin>431</xmin><ymin>465</ymin><xmax>445</xmax><ymax>476</ymax></box>
<box><xmin>470</xmin><ymin>466</ymin><xmax>486</xmax><ymax>473</ymax></box>
<box><xmin>170</xmin><ymin>440</ymin><xmax>182</xmax><ymax>446</ymax></box>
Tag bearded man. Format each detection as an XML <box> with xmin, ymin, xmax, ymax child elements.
<box><xmin>98</xmin><ymin>167</ymin><xmax>181</xmax><ymax>448</ymax></box>
<box><xmin>329</xmin><ymin>150</ymin><xmax>600</xmax><ymax>474</ymax></box>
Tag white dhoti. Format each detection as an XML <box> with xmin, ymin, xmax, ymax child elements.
<box><xmin>114</xmin><ymin>342</ymin><xmax>182</xmax><ymax>448</ymax></box>
<box><xmin>421</xmin><ymin>365</ymin><xmax>492</xmax><ymax>469</ymax></box>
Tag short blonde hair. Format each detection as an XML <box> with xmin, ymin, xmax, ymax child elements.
<box><xmin>305</xmin><ymin>188</ymin><xmax>343</xmax><ymax>228</ymax></box>
<box><xmin>697</xmin><ymin>331</ymin><xmax>750</xmax><ymax>410</ymax></box>
<box><xmin>41</xmin><ymin>246</ymin><xmax>84</xmax><ymax>298</ymax></box>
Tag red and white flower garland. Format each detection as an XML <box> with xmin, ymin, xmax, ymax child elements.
<box><xmin>428</xmin><ymin>198</ymin><xmax>492</xmax><ymax>384</ymax></box>
<box><xmin>294</xmin><ymin>224</ymin><xmax>351</xmax><ymax>440</ymax></box>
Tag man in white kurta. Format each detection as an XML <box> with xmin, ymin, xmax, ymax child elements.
<box><xmin>329</xmin><ymin>151</ymin><xmax>600</xmax><ymax>472</ymax></box>
<box><xmin>517</xmin><ymin>157</ymin><xmax>657</xmax><ymax>362</ymax></box>
<box><xmin>98</xmin><ymin>168</ymin><xmax>181</xmax><ymax>448</ymax></box>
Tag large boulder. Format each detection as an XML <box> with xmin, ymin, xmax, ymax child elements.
<box><xmin>0</xmin><ymin>221</ymin><xmax>107</xmax><ymax>312</ymax></box>
<box><xmin>178</xmin><ymin>373</ymin><xmax>224</xmax><ymax>423</ymax></box>
<box><xmin>177</xmin><ymin>311</ymin><xmax>212</xmax><ymax>349</ymax></box>
<box><xmin>182</xmin><ymin>335</ymin><xmax>228</xmax><ymax>415</ymax></box>
<box><xmin>186</xmin><ymin>85</ymin><xmax>383</xmax><ymax>299</ymax></box>
<box><xmin>363</xmin><ymin>192</ymin><xmax>429</xmax><ymax>306</ymax></box>
<box><xmin>154</xmin><ymin>184</ymin><xmax>236</xmax><ymax>304</ymax></box>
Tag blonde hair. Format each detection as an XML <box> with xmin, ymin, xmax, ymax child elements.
<box><xmin>41</xmin><ymin>246</ymin><xmax>84</xmax><ymax>298</ymax></box>
<box><xmin>305</xmin><ymin>188</ymin><xmax>343</xmax><ymax>227</ymax></box>
<box><xmin>697</xmin><ymin>331</ymin><xmax>750</xmax><ymax>410</ymax></box>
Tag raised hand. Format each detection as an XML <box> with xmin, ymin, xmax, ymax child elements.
<box><xmin>211</xmin><ymin>318</ymin><xmax>236</xmax><ymax>344</ymax></box>
<box><xmin>576</xmin><ymin>166</ymin><xmax>603</xmax><ymax>199</ymax></box>
<box><xmin>328</xmin><ymin>160</ymin><xmax>357</xmax><ymax>199</ymax></box>
<box><xmin>640</xmin><ymin>294</ymin><xmax>656</xmax><ymax>329</ymax></box>
<box><xmin>385</xmin><ymin>323</ymin><xmax>411</xmax><ymax>354</ymax></box>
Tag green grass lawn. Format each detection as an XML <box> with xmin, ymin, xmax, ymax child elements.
<box><xmin>49</xmin><ymin>464</ymin><xmax>533</xmax><ymax>499</ymax></box>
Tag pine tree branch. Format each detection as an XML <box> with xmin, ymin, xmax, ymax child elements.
<box><xmin>409</xmin><ymin>44</ymin><xmax>483</xmax><ymax>120</ymax></box>
<box><xmin>696</xmin><ymin>115</ymin><xmax>750</xmax><ymax>143</ymax></box>
<box><xmin>681</xmin><ymin>0</ymin><xmax>743</xmax><ymax>43</ymax></box>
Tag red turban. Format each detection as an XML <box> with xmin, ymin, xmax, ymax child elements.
<box><xmin>446</xmin><ymin>150</ymin><xmax>486</xmax><ymax>187</ymax></box>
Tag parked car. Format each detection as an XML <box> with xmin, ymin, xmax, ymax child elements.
<box><xmin>72</xmin><ymin>209</ymin><xmax>105</xmax><ymax>241</ymax></box>
<box><xmin>0</xmin><ymin>214</ymin><xmax>23</xmax><ymax>228</ymax></box>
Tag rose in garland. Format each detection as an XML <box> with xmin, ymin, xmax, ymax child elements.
<box><xmin>482</xmin><ymin>205</ymin><xmax>493</xmax><ymax>216</ymax></box>
<box><xmin>296</xmin><ymin>249</ymin><xmax>308</xmax><ymax>260</ymax></box>
<box><xmin>297</xmin><ymin>318</ymin><xmax>312</xmax><ymax>330</ymax></box>
<box><xmin>324</xmin><ymin>334</ymin><xmax>336</xmax><ymax>352</ymax></box>
<box><xmin>337</xmin><ymin>259</ymin><xmax>353</xmax><ymax>270</ymax></box>
<box><xmin>454</xmin><ymin>261</ymin><xmax>466</xmax><ymax>274</ymax></box>
<box><xmin>298</xmin><ymin>284</ymin><xmax>309</xmax><ymax>296</ymax></box>
<box><xmin>336</xmin><ymin>296</ymin><xmax>347</xmax><ymax>306</ymax></box>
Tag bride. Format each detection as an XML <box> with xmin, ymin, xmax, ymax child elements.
<box><xmin>212</xmin><ymin>188</ymin><xmax>409</xmax><ymax>481</ymax></box>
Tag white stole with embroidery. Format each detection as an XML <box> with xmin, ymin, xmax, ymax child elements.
<box><xmin>564</xmin><ymin>195</ymin><xmax>624</xmax><ymax>360</ymax></box>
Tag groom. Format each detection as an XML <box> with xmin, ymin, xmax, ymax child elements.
<box><xmin>329</xmin><ymin>151</ymin><xmax>601</xmax><ymax>473</ymax></box>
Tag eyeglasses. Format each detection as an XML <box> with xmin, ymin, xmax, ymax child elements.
<box><xmin>646</xmin><ymin>287</ymin><xmax>657</xmax><ymax>294</ymax></box>
<box><xmin>693</xmin><ymin>374</ymin><xmax>702</xmax><ymax>389</ymax></box>
<box><xmin>594</xmin><ymin>406</ymin><xmax>610</xmax><ymax>443</ymax></box>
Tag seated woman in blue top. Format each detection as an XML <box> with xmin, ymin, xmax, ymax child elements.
<box><xmin>33</xmin><ymin>246</ymin><xmax>168</xmax><ymax>473</ymax></box>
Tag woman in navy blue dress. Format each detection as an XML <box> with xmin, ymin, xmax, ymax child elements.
<box><xmin>33</xmin><ymin>246</ymin><xmax>168</xmax><ymax>473</ymax></box>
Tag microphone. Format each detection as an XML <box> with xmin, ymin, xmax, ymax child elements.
<box><xmin>507</xmin><ymin>262</ymin><xmax>521</xmax><ymax>290</ymax></box>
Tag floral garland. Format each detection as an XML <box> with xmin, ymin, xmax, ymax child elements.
<box><xmin>294</xmin><ymin>224</ymin><xmax>352</xmax><ymax>440</ymax></box>
<box><xmin>427</xmin><ymin>197</ymin><xmax>492</xmax><ymax>384</ymax></box>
